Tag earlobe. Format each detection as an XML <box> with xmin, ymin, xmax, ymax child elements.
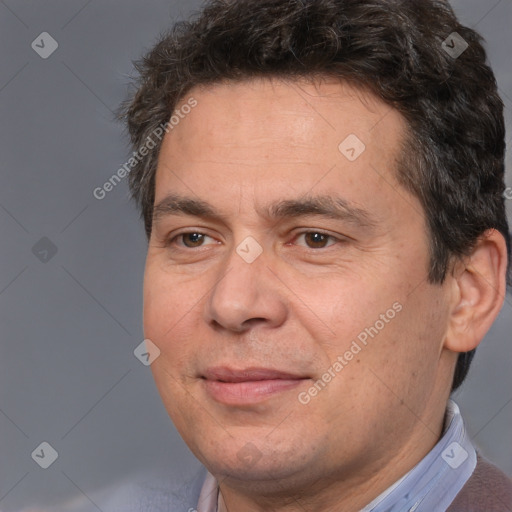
<box><xmin>444</xmin><ymin>229</ymin><xmax>508</xmax><ymax>354</ymax></box>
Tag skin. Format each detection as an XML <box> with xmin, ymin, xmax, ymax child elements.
<box><xmin>143</xmin><ymin>77</ymin><xmax>508</xmax><ymax>511</ymax></box>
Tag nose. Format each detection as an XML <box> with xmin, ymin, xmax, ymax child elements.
<box><xmin>204</xmin><ymin>241</ymin><xmax>288</xmax><ymax>333</ymax></box>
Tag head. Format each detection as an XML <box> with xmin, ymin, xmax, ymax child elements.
<box><xmin>122</xmin><ymin>0</ymin><xmax>510</xmax><ymax>505</ymax></box>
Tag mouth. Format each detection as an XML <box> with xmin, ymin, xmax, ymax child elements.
<box><xmin>201</xmin><ymin>366</ymin><xmax>310</xmax><ymax>405</ymax></box>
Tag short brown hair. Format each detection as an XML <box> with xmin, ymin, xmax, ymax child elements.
<box><xmin>121</xmin><ymin>0</ymin><xmax>511</xmax><ymax>391</ymax></box>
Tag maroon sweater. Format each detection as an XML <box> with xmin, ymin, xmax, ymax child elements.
<box><xmin>446</xmin><ymin>454</ymin><xmax>512</xmax><ymax>511</ymax></box>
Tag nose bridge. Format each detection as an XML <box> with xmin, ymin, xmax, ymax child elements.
<box><xmin>205</xmin><ymin>235</ymin><xmax>286</xmax><ymax>331</ymax></box>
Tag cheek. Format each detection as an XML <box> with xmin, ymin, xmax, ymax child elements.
<box><xmin>318</xmin><ymin>275</ymin><xmax>445</xmax><ymax>381</ymax></box>
<box><xmin>363</xmin><ymin>291</ymin><xmax>449</xmax><ymax>396</ymax></box>
<box><xmin>143</xmin><ymin>265</ymin><xmax>211</xmax><ymax>382</ymax></box>
<box><xmin>312</xmin><ymin>278</ymin><xmax>399</xmax><ymax>349</ymax></box>
<box><xmin>143</xmin><ymin>292</ymin><xmax>189</xmax><ymax>384</ymax></box>
<box><xmin>143</xmin><ymin>264</ymin><xmax>197</xmax><ymax>340</ymax></box>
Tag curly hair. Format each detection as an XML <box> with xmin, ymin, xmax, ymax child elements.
<box><xmin>120</xmin><ymin>0</ymin><xmax>511</xmax><ymax>392</ymax></box>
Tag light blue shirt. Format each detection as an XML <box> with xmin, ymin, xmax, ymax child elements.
<box><xmin>196</xmin><ymin>400</ymin><xmax>477</xmax><ymax>512</ymax></box>
<box><xmin>34</xmin><ymin>400</ymin><xmax>475</xmax><ymax>512</ymax></box>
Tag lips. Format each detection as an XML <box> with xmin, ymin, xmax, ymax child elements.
<box><xmin>202</xmin><ymin>366</ymin><xmax>307</xmax><ymax>382</ymax></box>
<box><xmin>201</xmin><ymin>366</ymin><xmax>310</xmax><ymax>405</ymax></box>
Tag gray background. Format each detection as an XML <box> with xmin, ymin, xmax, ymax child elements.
<box><xmin>0</xmin><ymin>1</ymin><xmax>511</xmax><ymax>510</ymax></box>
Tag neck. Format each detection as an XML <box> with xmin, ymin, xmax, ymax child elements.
<box><xmin>217</xmin><ymin>402</ymin><xmax>448</xmax><ymax>512</ymax></box>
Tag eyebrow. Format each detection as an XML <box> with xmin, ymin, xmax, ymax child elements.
<box><xmin>152</xmin><ymin>193</ymin><xmax>377</xmax><ymax>230</ymax></box>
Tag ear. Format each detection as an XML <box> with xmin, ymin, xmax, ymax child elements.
<box><xmin>444</xmin><ymin>229</ymin><xmax>508</xmax><ymax>353</ymax></box>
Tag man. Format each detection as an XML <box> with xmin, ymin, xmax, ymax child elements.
<box><xmin>121</xmin><ymin>0</ymin><xmax>512</xmax><ymax>510</ymax></box>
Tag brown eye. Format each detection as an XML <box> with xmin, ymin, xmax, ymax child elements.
<box><xmin>181</xmin><ymin>233</ymin><xmax>206</xmax><ymax>247</ymax></box>
<box><xmin>301</xmin><ymin>232</ymin><xmax>335</xmax><ymax>249</ymax></box>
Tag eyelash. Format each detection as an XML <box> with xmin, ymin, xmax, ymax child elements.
<box><xmin>165</xmin><ymin>230</ymin><xmax>342</xmax><ymax>250</ymax></box>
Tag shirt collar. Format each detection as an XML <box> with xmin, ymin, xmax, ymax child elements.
<box><xmin>196</xmin><ymin>399</ymin><xmax>476</xmax><ymax>512</ymax></box>
<box><xmin>361</xmin><ymin>399</ymin><xmax>477</xmax><ymax>511</ymax></box>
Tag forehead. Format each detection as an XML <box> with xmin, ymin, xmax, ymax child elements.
<box><xmin>152</xmin><ymin>77</ymin><xmax>416</xmax><ymax>228</ymax></box>
<box><xmin>167</xmin><ymin>77</ymin><xmax>406</xmax><ymax>163</ymax></box>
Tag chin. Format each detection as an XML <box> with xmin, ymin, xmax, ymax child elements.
<box><xmin>198</xmin><ymin>438</ymin><xmax>318</xmax><ymax>483</ymax></box>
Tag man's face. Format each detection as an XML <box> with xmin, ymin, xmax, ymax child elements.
<box><xmin>143</xmin><ymin>78</ymin><xmax>454</xmax><ymax>491</ymax></box>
